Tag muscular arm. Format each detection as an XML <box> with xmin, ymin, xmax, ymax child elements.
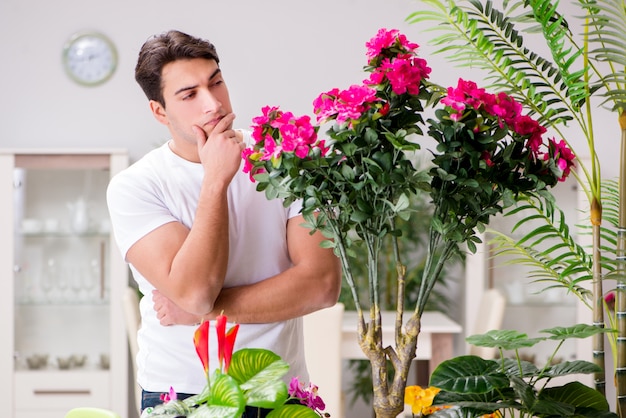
<box><xmin>153</xmin><ymin>215</ymin><xmax>343</xmax><ymax>325</ymax></box>
<box><xmin>127</xmin><ymin>114</ymin><xmax>244</xmax><ymax>316</ymax></box>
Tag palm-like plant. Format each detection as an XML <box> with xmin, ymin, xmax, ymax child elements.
<box><xmin>407</xmin><ymin>0</ymin><xmax>626</xmax><ymax>411</ymax></box>
<box><xmin>486</xmin><ymin>180</ymin><xmax>620</xmax><ymax>356</ymax></box>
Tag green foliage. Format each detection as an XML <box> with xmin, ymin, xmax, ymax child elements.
<box><xmin>486</xmin><ymin>194</ymin><xmax>594</xmax><ymax>306</ymax></box>
<box><xmin>408</xmin><ymin>0</ymin><xmax>626</xmax><ymax>119</ymax></box>
<box><xmin>408</xmin><ymin>0</ymin><xmax>580</xmax><ymax>127</ymax></box>
<box><xmin>266</xmin><ymin>405</ymin><xmax>324</xmax><ymax>418</ymax></box>
<box><xmin>428</xmin><ymin>326</ymin><xmax>618</xmax><ymax>417</ymax></box>
<box><xmin>142</xmin><ymin>348</ymin><xmax>318</xmax><ymax>418</ymax></box>
<box><xmin>340</xmin><ymin>186</ymin><xmax>462</xmax><ymax>407</ymax></box>
<box><xmin>408</xmin><ymin>0</ymin><xmax>626</xmax><ymax>217</ymax></box>
<box><xmin>339</xmin><ymin>184</ymin><xmax>461</xmax><ymax>312</ymax></box>
<box><xmin>484</xmin><ymin>179</ymin><xmax>623</xmax><ymax>309</ymax></box>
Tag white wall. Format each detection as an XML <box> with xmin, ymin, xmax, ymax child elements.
<box><xmin>0</xmin><ymin>0</ymin><xmax>431</xmax><ymax>162</ymax></box>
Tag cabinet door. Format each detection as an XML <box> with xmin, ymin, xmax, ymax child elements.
<box><xmin>1</xmin><ymin>150</ymin><xmax>129</xmax><ymax>417</ymax></box>
<box><xmin>14</xmin><ymin>166</ymin><xmax>113</xmax><ymax>360</ymax></box>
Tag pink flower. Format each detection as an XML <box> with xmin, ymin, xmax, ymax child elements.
<box><xmin>260</xmin><ymin>135</ymin><xmax>281</xmax><ymax>162</ymax></box>
<box><xmin>289</xmin><ymin>377</ymin><xmax>326</xmax><ymax>413</ymax></box>
<box><xmin>312</xmin><ymin>88</ymin><xmax>341</xmax><ymax>122</ymax></box>
<box><xmin>606</xmin><ymin>291</ymin><xmax>616</xmax><ymax>311</ymax></box>
<box><xmin>251</xmin><ymin>105</ymin><xmax>281</xmax><ymax>128</ymax></box>
<box><xmin>549</xmin><ymin>138</ymin><xmax>576</xmax><ymax>181</ymax></box>
<box><xmin>313</xmin><ymin>85</ymin><xmax>378</xmax><ymax>126</ymax></box>
<box><xmin>241</xmin><ymin>147</ymin><xmax>255</xmax><ymax>175</ymax></box>
<box><xmin>247</xmin><ymin>105</ymin><xmax>329</xmax><ymax>175</ymax></box>
<box><xmin>488</xmin><ymin>92</ymin><xmax>523</xmax><ymax>125</ymax></box>
<box><xmin>365</xmin><ymin>28</ymin><xmax>419</xmax><ymax>61</ymax></box>
<box><xmin>160</xmin><ymin>386</ymin><xmax>177</xmax><ymax>403</ymax></box>
<box><xmin>481</xmin><ymin>151</ymin><xmax>495</xmax><ymax>167</ymax></box>
<box><xmin>375</xmin><ymin>56</ymin><xmax>431</xmax><ymax>95</ymax></box>
<box><xmin>513</xmin><ymin>115</ymin><xmax>546</xmax><ymax>153</ymax></box>
<box><xmin>441</xmin><ymin>78</ymin><xmax>488</xmax><ymax>117</ymax></box>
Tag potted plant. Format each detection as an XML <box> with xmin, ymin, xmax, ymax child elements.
<box><xmin>243</xmin><ymin>28</ymin><xmax>575</xmax><ymax>417</ymax></box>
<box><xmin>142</xmin><ymin>314</ymin><xmax>327</xmax><ymax>418</ymax></box>
<box><xmin>417</xmin><ymin>325</ymin><xmax>618</xmax><ymax>417</ymax></box>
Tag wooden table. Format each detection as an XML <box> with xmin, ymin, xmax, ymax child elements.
<box><xmin>341</xmin><ymin>310</ymin><xmax>462</xmax><ymax>375</ymax></box>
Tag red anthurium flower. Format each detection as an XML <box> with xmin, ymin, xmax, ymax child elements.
<box><xmin>216</xmin><ymin>313</ymin><xmax>239</xmax><ymax>373</ymax></box>
<box><xmin>194</xmin><ymin>321</ymin><xmax>210</xmax><ymax>378</ymax></box>
<box><xmin>223</xmin><ymin>323</ymin><xmax>239</xmax><ymax>373</ymax></box>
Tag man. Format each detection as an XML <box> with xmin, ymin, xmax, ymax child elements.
<box><xmin>106</xmin><ymin>30</ymin><xmax>342</xmax><ymax>416</ymax></box>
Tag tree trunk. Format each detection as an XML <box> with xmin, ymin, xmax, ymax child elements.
<box><xmin>615</xmin><ymin>110</ymin><xmax>626</xmax><ymax>417</ymax></box>
<box><xmin>357</xmin><ymin>310</ymin><xmax>420</xmax><ymax>418</ymax></box>
<box><xmin>590</xmin><ymin>198</ymin><xmax>606</xmax><ymax>395</ymax></box>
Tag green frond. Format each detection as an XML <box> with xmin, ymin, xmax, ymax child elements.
<box><xmin>527</xmin><ymin>0</ymin><xmax>590</xmax><ymax>109</ymax></box>
<box><xmin>486</xmin><ymin>195</ymin><xmax>593</xmax><ymax>306</ymax></box>
<box><xmin>407</xmin><ymin>0</ymin><xmax>585</xmax><ymax>129</ymax></box>
<box><xmin>579</xmin><ymin>0</ymin><xmax>626</xmax><ymax>107</ymax></box>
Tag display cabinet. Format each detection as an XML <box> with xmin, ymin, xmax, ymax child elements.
<box><xmin>0</xmin><ymin>149</ymin><xmax>129</xmax><ymax>418</ymax></box>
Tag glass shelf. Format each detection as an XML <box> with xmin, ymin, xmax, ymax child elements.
<box><xmin>14</xmin><ymin>304</ymin><xmax>110</xmax><ymax>372</ymax></box>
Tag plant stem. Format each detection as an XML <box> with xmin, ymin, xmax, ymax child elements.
<box><xmin>615</xmin><ymin>111</ymin><xmax>626</xmax><ymax>416</ymax></box>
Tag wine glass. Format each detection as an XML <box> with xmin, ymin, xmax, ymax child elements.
<box><xmin>40</xmin><ymin>258</ymin><xmax>57</xmax><ymax>303</ymax></box>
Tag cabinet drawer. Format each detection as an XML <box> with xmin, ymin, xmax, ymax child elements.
<box><xmin>15</xmin><ymin>371</ymin><xmax>110</xmax><ymax>410</ymax></box>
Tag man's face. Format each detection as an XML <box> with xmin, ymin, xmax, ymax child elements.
<box><xmin>151</xmin><ymin>58</ymin><xmax>233</xmax><ymax>145</ymax></box>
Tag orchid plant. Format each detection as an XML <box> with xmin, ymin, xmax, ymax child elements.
<box><xmin>141</xmin><ymin>314</ymin><xmax>326</xmax><ymax>418</ymax></box>
<box><xmin>243</xmin><ymin>28</ymin><xmax>574</xmax><ymax>418</ymax></box>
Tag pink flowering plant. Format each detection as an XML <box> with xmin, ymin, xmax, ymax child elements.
<box><xmin>142</xmin><ymin>314</ymin><xmax>326</xmax><ymax>418</ymax></box>
<box><xmin>243</xmin><ymin>28</ymin><xmax>574</xmax><ymax>418</ymax></box>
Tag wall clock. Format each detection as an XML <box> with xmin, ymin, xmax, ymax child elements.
<box><xmin>62</xmin><ymin>31</ymin><xmax>118</xmax><ymax>86</ymax></box>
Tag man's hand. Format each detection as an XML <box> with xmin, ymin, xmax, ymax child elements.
<box><xmin>152</xmin><ymin>289</ymin><xmax>202</xmax><ymax>326</ymax></box>
<box><xmin>192</xmin><ymin>113</ymin><xmax>244</xmax><ymax>186</ymax></box>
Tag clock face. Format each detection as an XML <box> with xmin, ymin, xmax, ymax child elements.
<box><xmin>63</xmin><ymin>32</ymin><xmax>117</xmax><ymax>86</ymax></box>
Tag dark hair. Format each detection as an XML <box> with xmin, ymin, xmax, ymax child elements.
<box><xmin>134</xmin><ymin>30</ymin><xmax>220</xmax><ymax>106</ymax></box>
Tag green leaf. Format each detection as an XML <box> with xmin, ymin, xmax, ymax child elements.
<box><xmin>394</xmin><ymin>193</ymin><xmax>411</xmax><ymax>212</ymax></box>
<box><xmin>245</xmin><ymin>379</ymin><xmax>289</xmax><ymax>409</ymax></box>
<box><xmin>543</xmin><ymin>360</ymin><xmax>602</xmax><ymax>377</ymax></box>
<box><xmin>540</xmin><ymin>323</ymin><xmax>616</xmax><ymax>340</ymax></box>
<box><xmin>226</xmin><ymin>348</ymin><xmax>290</xmax><ymax>409</ymax></box>
<box><xmin>540</xmin><ymin>381</ymin><xmax>612</xmax><ymax>412</ymax></box>
<box><xmin>429</xmin><ymin>355</ymin><xmax>510</xmax><ymax>393</ymax></box>
<box><xmin>228</xmin><ymin>349</ymin><xmax>289</xmax><ymax>387</ymax></box>
<box><xmin>145</xmin><ymin>399</ymin><xmax>196</xmax><ymax>417</ymax></box>
<box><xmin>266</xmin><ymin>404</ymin><xmax>321</xmax><ymax>418</ymax></box>
<box><xmin>466</xmin><ymin>329</ymin><xmax>544</xmax><ymax>350</ymax></box>
<box><xmin>499</xmin><ymin>357</ymin><xmax>539</xmax><ymax>378</ymax></box>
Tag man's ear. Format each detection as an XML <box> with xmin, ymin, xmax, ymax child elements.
<box><xmin>149</xmin><ymin>100</ymin><xmax>168</xmax><ymax>126</ymax></box>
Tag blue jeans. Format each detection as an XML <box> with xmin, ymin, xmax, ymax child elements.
<box><xmin>141</xmin><ymin>390</ymin><xmax>272</xmax><ymax>418</ymax></box>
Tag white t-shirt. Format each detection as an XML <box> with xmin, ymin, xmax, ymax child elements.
<box><xmin>106</xmin><ymin>131</ymin><xmax>308</xmax><ymax>394</ymax></box>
